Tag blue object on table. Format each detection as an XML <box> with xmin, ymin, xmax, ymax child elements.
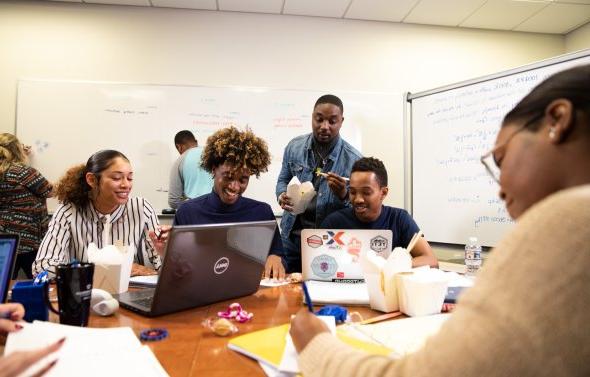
<box><xmin>11</xmin><ymin>280</ymin><xmax>49</xmax><ymax>322</ymax></box>
<box><xmin>315</xmin><ymin>305</ymin><xmax>348</xmax><ymax>323</ymax></box>
<box><xmin>301</xmin><ymin>281</ymin><xmax>314</xmax><ymax>312</ymax></box>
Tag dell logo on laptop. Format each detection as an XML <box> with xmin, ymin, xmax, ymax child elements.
<box><xmin>214</xmin><ymin>257</ymin><xmax>230</xmax><ymax>274</ymax></box>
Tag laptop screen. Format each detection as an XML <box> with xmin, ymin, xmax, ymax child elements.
<box><xmin>0</xmin><ymin>235</ymin><xmax>19</xmax><ymax>302</ymax></box>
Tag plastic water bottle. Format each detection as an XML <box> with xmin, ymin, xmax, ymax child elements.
<box><xmin>464</xmin><ymin>237</ymin><xmax>482</xmax><ymax>277</ymax></box>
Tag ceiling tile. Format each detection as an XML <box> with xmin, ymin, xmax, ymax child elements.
<box><xmin>345</xmin><ymin>0</ymin><xmax>419</xmax><ymax>22</ymax></box>
<box><xmin>283</xmin><ymin>0</ymin><xmax>351</xmax><ymax>18</ymax></box>
<box><xmin>219</xmin><ymin>0</ymin><xmax>283</xmax><ymax>13</ymax></box>
<box><xmin>404</xmin><ymin>0</ymin><xmax>487</xmax><ymax>26</ymax></box>
<box><xmin>514</xmin><ymin>2</ymin><xmax>590</xmax><ymax>33</ymax></box>
<box><xmin>554</xmin><ymin>0</ymin><xmax>590</xmax><ymax>4</ymax></box>
<box><xmin>50</xmin><ymin>0</ymin><xmax>83</xmax><ymax>3</ymax></box>
<box><xmin>150</xmin><ymin>0</ymin><xmax>217</xmax><ymax>10</ymax></box>
<box><xmin>83</xmin><ymin>0</ymin><xmax>150</xmax><ymax>5</ymax></box>
<box><xmin>461</xmin><ymin>0</ymin><xmax>548</xmax><ymax>30</ymax></box>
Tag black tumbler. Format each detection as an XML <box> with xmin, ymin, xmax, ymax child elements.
<box><xmin>49</xmin><ymin>262</ymin><xmax>94</xmax><ymax>326</ymax></box>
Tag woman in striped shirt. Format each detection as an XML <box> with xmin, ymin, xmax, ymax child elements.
<box><xmin>33</xmin><ymin>150</ymin><xmax>166</xmax><ymax>277</ymax></box>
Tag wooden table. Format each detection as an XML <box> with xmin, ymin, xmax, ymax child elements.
<box><xmin>87</xmin><ymin>284</ymin><xmax>379</xmax><ymax>377</ymax></box>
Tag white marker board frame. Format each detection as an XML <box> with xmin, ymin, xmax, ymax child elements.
<box><xmin>16</xmin><ymin>80</ymin><xmax>400</xmax><ymax>214</ymax></box>
<box><xmin>406</xmin><ymin>49</ymin><xmax>590</xmax><ymax>247</ymax></box>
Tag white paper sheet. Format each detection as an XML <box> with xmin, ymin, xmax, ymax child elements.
<box><xmin>278</xmin><ymin>316</ymin><xmax>336</xmax><ymax>374</ymax></box>
<box><xmin>5</xmin><ymin>321</ymin><xmax>168</xmax><ymax>377</ymax></box>
<box><xmin>305</xmin><ymin>280</ymin><xmax>369</xmax><ymax>305</ymax></box>
<box><xmin>129</xmin><ymin>274</ymin><xmax>159</xmax><ymax>287</ymax></box>
<box><xmin>347</xmin><ymin>314</ymin><xmax>450</xmax><ymax>359</ymax></box>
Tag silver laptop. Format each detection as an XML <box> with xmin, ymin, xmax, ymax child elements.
<box><xmin>301</xmin><ymin>229</ymin><xmax>393</xmax><ymax>282</ymax></box>
<box><xmin>116</xmin><ymin>220</ymin><xmax>276</xmax><ymax>317</ymax></box>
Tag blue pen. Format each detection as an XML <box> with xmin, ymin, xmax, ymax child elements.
<box><xmin>301</xmin><ymin>281</ymin><xmax>314</xmax><ymax>313</ymax></box>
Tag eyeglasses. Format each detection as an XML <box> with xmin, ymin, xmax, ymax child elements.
<box><xmin>480</xmin><ymin>113</ymin><xmax>543</xmax><ymax>184</ymax></box>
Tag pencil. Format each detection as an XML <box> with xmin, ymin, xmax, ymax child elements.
<box><xmin>301</xmin><ymin>281</ymin><xmax>314</xmax><ymax>312</ymax></box>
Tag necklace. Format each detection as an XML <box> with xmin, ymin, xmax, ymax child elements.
<box><xmin>313</xmin><ymin>147</ymin><xmax>329</xmax><ymax>167</ymax></box>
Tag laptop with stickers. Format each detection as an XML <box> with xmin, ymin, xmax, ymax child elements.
<box><xmin>116</xmin><ymin>220</ymin><xmax>276</xmax><ymax>317</ymax></box>
<box><xmin>301</xmin><ymin>229</ymin><xmax>393</xmax><ymax>282</ymax></box>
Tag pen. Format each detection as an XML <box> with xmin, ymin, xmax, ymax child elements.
<box><xmin>301</xmin><ymin>281</ymin><xmax>314</xmax><ymax>312</ymax></box>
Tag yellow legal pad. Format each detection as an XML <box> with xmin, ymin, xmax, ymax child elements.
<box><xmin>228</xmin><ymin>323</ymin><xmax>392</xmax><ymax>368</ymax></box>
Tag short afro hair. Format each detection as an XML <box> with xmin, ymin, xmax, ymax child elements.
<box><xmin>351</xmin><ymin>157</ymin><xmax>388</xmax><ymax>187</ymax></box>
<box><xmin>201</xmin><ymin>126</ymin><xmax>271</xmax><ymax>178</ymax></box>
<box><xmin>314</xmin><ymin>94</ymin><xmax>343</xmax><ymax>114</ymax></box>
<box><xmin>174</xmin><ymin>130</ymin><xmax>196</xmax><ymax>145</ymax></box>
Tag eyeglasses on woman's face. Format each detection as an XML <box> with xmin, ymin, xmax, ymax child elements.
<box><xmin>480</xmin><ymin>113</ymin><xmax>543</xmax><ymax>184</ymax></box>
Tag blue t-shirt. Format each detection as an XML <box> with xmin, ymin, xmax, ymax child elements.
<box><xmin>320</xmin><ymin>206</ymin><xmax>419</xmax><ymax>250</ymax></box>
<box><xmin>174</xmin><ymin>192</ymin><xmax>284</xmax><ymax>257</ymax></box>
<box><xmin>182</xmin><ymin>147</ymin><xmax>213</xmax><ymax>198</ymax></box>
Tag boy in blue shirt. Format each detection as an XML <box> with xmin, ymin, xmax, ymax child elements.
<box><xmin>321</xmin><ymin>157</ymin><xmax>438</xmax><ymax>267</ymax></box>
<box><xmin>175</xmin><ymin>127</ymin><xmax>286</xmax><ymax>280</ymax></box>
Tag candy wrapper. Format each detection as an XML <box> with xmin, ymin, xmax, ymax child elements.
<box><xmin>217</xmin><ymin>303</ymin><xmax>254</xmax><ymax>323</ymax></box>
<box><xmin>202</xmin><ymin>317</ymin><xmax>238</xmax><ymax>337</ymax></box>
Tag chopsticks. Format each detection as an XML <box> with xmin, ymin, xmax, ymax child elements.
<box><xmin>406</xmin><ymin>230</ymin><xmax>423</xmax><ymax>254</ymax></box>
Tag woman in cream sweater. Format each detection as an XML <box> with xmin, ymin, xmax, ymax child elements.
<box><xmin>290</xmin><ymin>65</ymin><xmax>590</xmax><ymax>377</ymax></box>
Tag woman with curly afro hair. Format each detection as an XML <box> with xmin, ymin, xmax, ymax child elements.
<box><xmin>33</xmin><ymin>150</ymin><xmax>166</xmax><ymax>277</ymax></box>
<box><xmin>174</xmin><ymin>126</ymin><xmax>286</xmax><ymax>280</ymax></box>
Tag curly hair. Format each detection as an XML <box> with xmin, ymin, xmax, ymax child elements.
<box><xmin>201</xmin><ymin>126</ymin><xmax>271</xmax><ymax>177</ymax></box>
<box><xmin>351</xmin><ymin>157</ymin><xmax>388</xmax><ymax>187</ymax></box>
<box><xmin>0</xmin><ymin>133</ymin><xmax>27</xmax><ymax>176</ymax></box>
<box><xmin>55</xmin><ymin>150</ymin><xmax>129</xmax><ymax>208</ymax></box>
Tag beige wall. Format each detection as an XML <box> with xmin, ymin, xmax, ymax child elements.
<box><xmin>0</xmin><ymin>0</ymin><xmax>572</xmax><ymax>257</ymax></box>
<box><xmin>0</xmin><ymin>1</ymin><xmax>564</xmax><ymax>135</ymax></box>
<box><xmin>565</xmin><ymin>22</ymin><xmax>590</xmax><ymax>52</ymax></box>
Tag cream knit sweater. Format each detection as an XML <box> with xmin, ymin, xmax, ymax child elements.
<box><xmin>299</xmin><ymin>185</ymin><xmax>590</xmax><ymax>377</ymax></box>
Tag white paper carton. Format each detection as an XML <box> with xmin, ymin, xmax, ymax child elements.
<box><xmin>396</xmin><ymin>268</ymin><xmax>449</xmax><ymax>317</ymax></box>
<box><xmin>88</xmin><ymin>243</ymin><xmax>135</xmax><ymax>294</ymax></box>
<box><xmin>286</xmin><ymin>176</ymin><xmax>316</xmax><ymax>215</ymax></box>
<box><xmin>361</xmin><ymin>247</ymin><xmax>412</xmax><ymax>312</ymax></box>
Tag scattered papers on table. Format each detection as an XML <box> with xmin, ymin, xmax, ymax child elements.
<box><xmin>5</xmin><ymin>321</ymin><xmax>168</xmax><ymax>377</ymax></box>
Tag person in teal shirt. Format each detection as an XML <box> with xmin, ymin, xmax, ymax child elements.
<box><xmin>168</xmin><ymin>130</ymin><xmax>213</xmax><ymax>209</ymax></box>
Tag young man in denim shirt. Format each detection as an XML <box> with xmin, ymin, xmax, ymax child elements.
<box><xmin>276</xmin><ymin>94</ymin><xmax>362</xmax><ymax>273</ymax></box>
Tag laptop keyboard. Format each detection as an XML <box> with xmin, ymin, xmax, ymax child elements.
<box><xmin>130</xmin><ymin>290</ymin><xmax>154</xmax><ymax>308</ymax></box>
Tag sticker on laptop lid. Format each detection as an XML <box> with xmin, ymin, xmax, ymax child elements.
<box><xmin>306</xmin><ymin>234</ymin><xmax>323</xmax><ymax>248</ymax></box>
<box><xmin>311</xmin><ymin>254</ymin><xmax>338</xmax><ymax>279</ymax></box>
<box><xmin>347</xmin><ymin>237</ymin><xmax>362</xmax><ymax>261</ymax></box>
<box><xmin>370</xmin><ymin>235</ymin><xmax>388</xmax><ymax>253</ymax></box>
<box><xmin>324</xmin><ymin>231</ymin><xmax>345</xmax><ymax>250</ymax></box>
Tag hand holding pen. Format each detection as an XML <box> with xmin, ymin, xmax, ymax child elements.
<box><xmin>289</xmin><ymin>282</ymin><xmax>330</xmax><ymax>353</ymax></box>
<box><xmin>148</xmin><ymin>225</ymin><xmax>171</xmax><ymax>255</ymax></box>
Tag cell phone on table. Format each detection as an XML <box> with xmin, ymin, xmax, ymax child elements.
<box><xmin>444</xmin><ymin>286</ymin><xmax>468</xmax><ymax>304</ymax></box>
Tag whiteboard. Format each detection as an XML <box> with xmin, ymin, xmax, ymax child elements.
<box><xmin>16</xmin><ymin>81</ymin><xmax>398</xmax><ymax>214</ymax></box>
<box><xmin>408</xmin><ymin>49</ymin><xmax>590</xmax><ymax>247</ymax></box>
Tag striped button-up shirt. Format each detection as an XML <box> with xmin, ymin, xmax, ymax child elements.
<box><xmin>33</xmin><ymin>197</ymin><xmax>162</xmax><ymax>276</ymax></box>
